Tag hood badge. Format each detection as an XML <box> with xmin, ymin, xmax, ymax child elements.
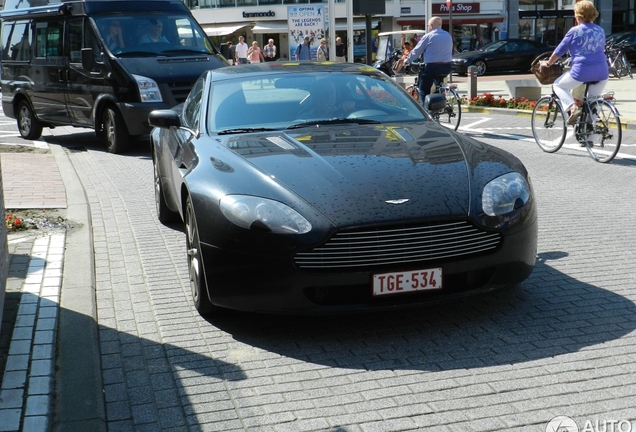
<box><xmin>385</xmin><ymin>199</ymin><xmax>410</xmax><ymax>205</ymax></box>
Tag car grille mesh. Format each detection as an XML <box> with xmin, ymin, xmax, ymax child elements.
<box><xmin>294</xmin><ymin>221</ymin><xmax>502</xmax><ymax>270</ymax></box>
<box><xmin>168</xmin><ymin>81</ymin><xmax>195</xmax><ymax>104</ymax></box>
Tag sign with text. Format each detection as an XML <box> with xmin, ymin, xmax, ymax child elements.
<box><xmin>288</xmin><ymin>5</ymin><xmax>325</xmax><ymax>60</ymax></box>
<box><xmin>433</xmin><ymin>3</ymin><xmax>481</xmax><ymax>14</ymax></box>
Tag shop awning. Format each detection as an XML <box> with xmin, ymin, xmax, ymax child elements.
<box><xmin>335</xmin><ymin>20</ymin><xmax>379</xmax><ymax>30</ymax></box>
<box><xmin>252</xmin><ymin>21</ymin><xmax>288</xmax><ymax>34</ymax></box>
<box><xmin>204</xmin><ymin>24</ymin><xmax>246</xmax><ymax>37</ymax></box>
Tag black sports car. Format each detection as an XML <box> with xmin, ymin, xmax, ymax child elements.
<box><xmin>452</xmin><ymin>39</ymin><xmax>555</xmax><ymax>76</ymax></box>
<box><xmin>149</xmin><ymin>62</ymin><xmax>537</xmax><ymax>315</ymax></box>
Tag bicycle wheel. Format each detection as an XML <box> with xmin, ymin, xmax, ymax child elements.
<box><xmin>622</xmin><ymin>54</ymin><xmax>633</xmax><ymax>79</ymax></box>
<box><xmin>406</xmin><ymin>85</ymin><xmax>421</xmax><ymax>104</ymax></box>
<box><xmin>585</xmin><ymin>100</ymin><xmax>622</xmax><ymax>163</ymax></box>
<box><xmin>531</xmin><ymin>96</ymin><xmax>567</xmax><ymax>153</ymax></box>
<box><xmin>437</xmin><ymin>89</ymin><xmax>461</xmax><ymax>131</ymax></box>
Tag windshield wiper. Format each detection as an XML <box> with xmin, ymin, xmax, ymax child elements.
<box><xmin>217</xmin><ymin>127</ymin><xmax>278</xmax><ymax>135</ymax></box>
<box><xmin>287</xmin><ymin>118</ymin><xmax>381</xmax><ymax>129</ymax></box>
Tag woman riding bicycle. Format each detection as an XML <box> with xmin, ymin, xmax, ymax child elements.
<box><xmin>539</xmin><ymin>1</ymin><xmax>608</xmax><ymax>126</ymax></box>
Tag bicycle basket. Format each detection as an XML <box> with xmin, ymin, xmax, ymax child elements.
<box><xmin>530</xmin><ymin>56</ymin><xmax>563</xmax><ymax>85</ymax></box>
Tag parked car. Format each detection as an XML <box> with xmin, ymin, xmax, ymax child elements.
<box><xmin>149</xmin><ymin>62</ymin><xmax>538</xmax><ymax>315</ymax></box>
<box><xmin>606</xmin><ymin>31</ymin><xmax>636</xmax><ymax>66</ymax></box>
<box><xmin>452</xmin><ymin>39</ymin><xmax>555</xmax><ymax>76</ymax></box>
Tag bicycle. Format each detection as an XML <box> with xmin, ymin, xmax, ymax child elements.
<box><xmin>606</xmin><ymin>40</ymin><xmax>633</xmax><ymax>79</ymax></box>
<box><xmin>531</xmin><ymin>81</ymin><xmax>622</xmax><ymax>163</ymax></box>
<box><xmin>405</xmin><ymin>74</ymin><xmax>461</xmax><ymax>130</ymax></box>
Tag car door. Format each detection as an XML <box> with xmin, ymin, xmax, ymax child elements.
<box><xmin>29</xmin><ymin>18</ymin><xmax>70</xmax><ymax>124</ymax></box>
<box><xmin>165</xmin><ymin>76</ymin><xmax>205</xmax><ymax>197</ymax></box>
<box><xmin>486</xmin><ymin>41</ymin><xmax>519</xmax><ymax>72</ymax></box>
<box><xmin>65</xmin><ymin>17</ymin><xmax>103</xmax><ymax>127</ymax></box>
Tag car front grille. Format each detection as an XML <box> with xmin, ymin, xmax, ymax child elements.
<box><xmin>294</xmin><ymin>221</ymin><xmax>502</xmax><ymax>270</ymax></box>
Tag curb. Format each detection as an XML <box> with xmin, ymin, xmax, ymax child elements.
<box><xmin>463</xmin><ymin>105</ymin><xmax>636</xmax><ymax>130</ymax></box>
<box><xmin>49</xmin><ymin>145</ymin><xmax>106</xmax><ymax>432</ymax></box>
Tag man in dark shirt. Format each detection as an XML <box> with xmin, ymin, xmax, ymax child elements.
<box><xmin>335</xmin><ymin>37</ymin><xmax>346</xmax><ymax>62</ymax></box>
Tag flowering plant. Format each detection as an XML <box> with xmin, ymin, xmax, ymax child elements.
<box><xmin>462</xmin><ymin>93</ymin><xmax>536</xmax><ymax>110</ymax></box>
<box><xmin>6</xmin><ymin>214</ymin><xmax>24</xmax><ymax>230</ymax></box>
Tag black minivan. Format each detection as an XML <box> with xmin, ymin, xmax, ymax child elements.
<box><xmin>0</xmin><ymin>0</ymin><xmax>228</xmax><ymax>153</ymax></box>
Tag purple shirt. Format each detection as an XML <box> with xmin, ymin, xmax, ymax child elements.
<box><xmin>555</xmin><ymin>22</ymin><xmax>608</xmax><ymax>82</ymax></box>
<box><xmin>405</xmin><ymin>28</ymin><xmax>453</xmax><ymax>64</ymax></box>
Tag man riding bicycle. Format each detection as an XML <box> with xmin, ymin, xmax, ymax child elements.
<box><xmin>404</xmin><ymin>16</ymin><xmax>453</xmax><ymax>98</ymax></box>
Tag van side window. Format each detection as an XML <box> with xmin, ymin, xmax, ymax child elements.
<box><xmin>1</xmin><ymin>20</ymin><xmax>32</xmax><ymax>62</ymax></box>
<box><xmin>68</xmin><ymin>18</ymin><xmax>101</xmax><ymax>65</ymax></box>
<box><xmin>34</xmin><ymin>20</ymin><xmax>63</xmax><ymax>58</ymax></box>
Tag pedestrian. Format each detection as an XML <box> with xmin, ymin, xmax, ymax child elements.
<box><xmin>539</xmin><ymin>1</ymin><xmax>607</xmax><ymax>128</ymax></box>
<box><xmin>247</xmin><ymin>41</ymin><xmax>265</xmax><ymax>63</ymax></box>
<box><xmin>234</xmin><ymin>35</ymin><xmax>248</xmax><ymax>65</ymax></box>
<box><xmin>295</xmin><ymin>35</ymin><xmax>312</xmax><ymax>61</ymax></box>
<box><xmin>263</xmin><ymin>39</ymin><xmax>277</xmax><ymax>61</ymax></box>
<box><xmin>317</xmin><ymin>38</ymin><xmax>329</xmax><ymax>61</ymax></box>
<box><xmin>404</xmin><ymin>16</ymin><xmax>453</xmax><ymax>97</ymax></box>
<box><xmin>335</xmin><ymin>37</ymin><xmax>346</xmax><ymax>62</ymax></box>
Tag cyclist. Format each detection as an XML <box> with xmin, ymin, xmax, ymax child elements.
<box><xmin>404</xmin><ymin>16</ymin><xmax>453</xmax><ymax>98</ymax></box>
<box><xmin>539</xmin><ymin>1</ymin><xmax>608</xmax><ymax>126</ymax></box>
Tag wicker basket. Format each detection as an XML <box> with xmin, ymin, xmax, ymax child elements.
<box><xmin>530</xmin><ymin>56</ymin><xmax>563</xmax><ymax>85</ymax></box>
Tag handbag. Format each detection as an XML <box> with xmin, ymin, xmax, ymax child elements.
<box><xmin>530</xmin><ymin>56</ymin><xmax>563</xmax><ymax>85</ymax></box>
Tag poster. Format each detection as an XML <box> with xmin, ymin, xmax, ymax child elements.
<box><xmin>287</xmin><ymin>5</ymin><xmax>325</xmax><ymax>60</ymax></box>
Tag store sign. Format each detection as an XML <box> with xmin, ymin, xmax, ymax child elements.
<box><xmin>401</xmin><ymin>7</ymin><xmax>411</xmax><ymax>14</ymax></box>
<box><xmin>243</xmin><ymin>10</ymin><xmax>275</xmax><ymax>18</ymax></box>
<box><xmin>433</xmin><ymin>3</ymin><xmax>480</xmax><ymax>14</ymax></box>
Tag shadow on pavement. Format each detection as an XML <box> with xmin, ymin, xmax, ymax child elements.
<box><xmin>206</xmin><ymin>251</ymin><xmax>636</xmax><ymax>372</ymax></box>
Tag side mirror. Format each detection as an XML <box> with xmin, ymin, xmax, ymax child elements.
<box><xmin>149</xmin><ymin>109</ymin><xmax>182</xmax><ymax>129</ymax></box>
<box><xmin>81</xmin><ymin>48</ymin><xmax>96</xmax><ymax>71</ymax></box>
<box><xmin>424</xmin><ymin>94</ymin><xmax>446</xmax><ymax>112</ymax></box>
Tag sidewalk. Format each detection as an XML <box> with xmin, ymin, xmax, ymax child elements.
<box><xmin>0</xmin><ymin>130</ymin><xmax>102</xmax><ymax>431</ymax></box>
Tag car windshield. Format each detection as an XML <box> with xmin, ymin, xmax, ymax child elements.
<box><xmin>481</xmin><ymin>41</ymin><xmax>506</xmax><ymax>52</ymax></box>
<box><xmin>94</xmin><ymin>13</ymin><xmax>214</xmax><ymax>56</ymax></box>
<box><xmin>208</xmin><ymin>71</ymin><xmax>428</xmax><ymax>133</ymax></box>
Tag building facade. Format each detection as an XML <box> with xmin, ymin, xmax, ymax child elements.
<box><xmin>187</xmin><ymin>0</ymin><xmax>633</xmax><ymax>60</ymax></box>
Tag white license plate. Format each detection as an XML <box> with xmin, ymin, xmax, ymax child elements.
<box><xmin>372</xmin><ymin>267</ymin><xmax>443</xmax><ymax>297</ymax></box>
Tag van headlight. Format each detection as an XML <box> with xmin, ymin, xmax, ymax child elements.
<box><xmin>133</xmin><ymin>74</ymin><xmax>163</xmax><ymax>103</ymax></box>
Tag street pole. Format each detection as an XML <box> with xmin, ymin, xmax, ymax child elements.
<box><xmin>447</xmin><ymin>0</ymin><xmax>453</xmax><ymax>84</ymax></box>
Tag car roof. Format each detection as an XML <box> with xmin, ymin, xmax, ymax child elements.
<box><xmin>209</xmin><ymin>62</ymin><xmax>382</xmax><ymax>81</ymax></box>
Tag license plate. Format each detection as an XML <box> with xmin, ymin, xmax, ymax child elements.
<box><xmin>372</xmin><ymin>267</ymin><xmax>443</xmax><ymax>297</ymax></box>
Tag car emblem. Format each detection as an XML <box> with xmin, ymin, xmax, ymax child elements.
<box><xmin>385</xmin><ymin>199</ymin><xmax>409</xmax><ymax>205</ymax></box>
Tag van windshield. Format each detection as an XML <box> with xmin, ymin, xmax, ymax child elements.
<box><xmin>95</xmin><ymin>13</ymin><xmax>215</xmax><ymax>56</ymax></box>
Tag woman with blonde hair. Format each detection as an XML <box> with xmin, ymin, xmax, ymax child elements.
<box><xmin>247</xmin><ymin>41</ymin><xmax>265</xmax><ymax>63</ymax></box>
<box><xmin>539</xmin><ymin>1</ymin><xmax>608</xmax><ymax>126</ymax></box>
<box><xmin>317</xmin><ymin>38</ymin><xmax>329</xmax><ymax>61</ymax></box>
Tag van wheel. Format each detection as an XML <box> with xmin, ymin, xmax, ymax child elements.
<box><xmin>102</xmin><ymin>107</ymin><xmax>130</xmax><ymax>153</ymax></box>
<box><xmin>16</xmin><ymin>100</ymin><xmax>43</xmax><ymax>140</ymax></box>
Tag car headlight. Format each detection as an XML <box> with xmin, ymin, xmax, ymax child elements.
<box><xmin>453</xmin><ymin>59</ymin><xmax>468</xmax><ymax>64</ymax></box>
<box><xmin>220</xmin><ymin>195</ymin><xmax>312</xmax><ymax>234</ymax></box>
<box><xmin>482</xmin><ymin>172</ymin><xmax>530</xmax><ymax>216</ymax></box>
<box><xmin>133</xmin><ymin>74</ymin><xmax>163</xmax><ymax>103</ymax></box>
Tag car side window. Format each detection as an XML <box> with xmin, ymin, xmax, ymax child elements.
<box><xmin>182</xmin><ymin>77</ymin><xmax>204</xmax><ymax>130</ymax></box>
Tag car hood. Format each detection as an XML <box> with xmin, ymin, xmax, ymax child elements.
<box><xmin>217</xmin><ymin>122</ymin><xmax>494</xmax><ymax>227</ymax></box>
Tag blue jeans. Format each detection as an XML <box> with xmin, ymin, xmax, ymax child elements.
<box><xmin>418</xmin><ymin>63</ymin><xmax>452</xmax><ymax>97</ymax></box>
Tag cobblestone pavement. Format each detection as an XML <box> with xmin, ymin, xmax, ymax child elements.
<box><xmin>2</xmin><ymin>107</ymin><xmax>636</xmax><ymax>432</ymax></box>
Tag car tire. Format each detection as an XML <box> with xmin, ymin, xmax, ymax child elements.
<box><xmin>474</xmin><ymin>60</ymin><xmax>487</xmax><ymax>76</ymax></box>
<box><xmin>102</xmin><ymin>106</ymin><xmax>130</xmax><ymax>154</ymax></box>
<box><xmin>16</xmin><ymin>100</ymin><xmax>43</xmax><ymax>140</ymax></box>
<box><xmin>185</xmin><ymin>196</ymin><xmax>216</xmax><ymax>315</ymax></box>
<box><xmin>153</xmin><ymin>148</ymin><xmax>179</xmax><ymax>224</ymax></box>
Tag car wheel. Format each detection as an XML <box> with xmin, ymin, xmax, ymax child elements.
<box><xmin>102</xmin><ymin>106</ymin><xmax>130</xmax><ymax>153</ymax></box>
<box><xmin>153</xmin><ymin>149</ymin><xmax>179</xmax><ymax>224</ymax></box>
<box><xmin>474</xmin><ymin>60</ymin><xmax>487</xmax><ymax>76</ymax></box>
<box><xmin>16</xmin><ymin>100</ymin><xmax>43</xmax><ymax>140</ymax></box>
<box><xmin>185</xmin><ymin>196</ymin><xmax>215</xmax><ymax>315</ymax></box>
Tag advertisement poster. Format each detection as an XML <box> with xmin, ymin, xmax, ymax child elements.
<box><xmin>288</xmin><ymin>5</ymin><xmax>325</xmax><ymax>60</ymax></box>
